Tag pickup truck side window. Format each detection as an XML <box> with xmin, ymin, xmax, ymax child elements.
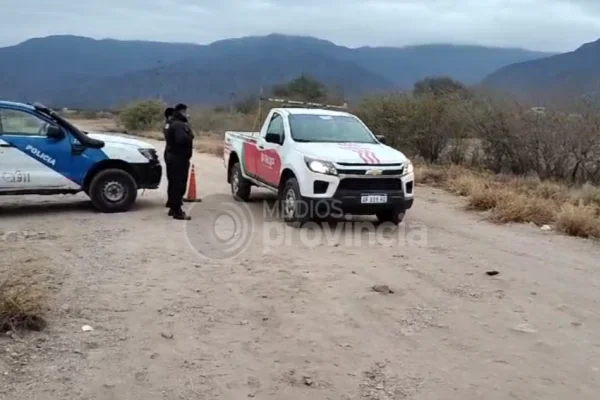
<box><xmin>0</xmin><ymin>109</ymin><xmax>51</xmax><ymax>137</ymax></box>
<box><xmin>265</xmin><ymin>113</ymin><xmax>285</xmax><ymax>145</ymax></box>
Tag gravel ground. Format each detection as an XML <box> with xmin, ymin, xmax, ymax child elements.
<box><xmin>1</xmin><ymin>135</ymin><xmax>600</xmax><ymax>400</ymax></box>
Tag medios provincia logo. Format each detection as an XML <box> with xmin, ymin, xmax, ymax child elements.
<box><xmin>184</xmin><ymin>194</ymin><xmax>427</xmax><ymax>260</ymax></box>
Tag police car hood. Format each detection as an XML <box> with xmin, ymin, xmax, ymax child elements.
<box><xmin>295</xmin><ymin>142</ymin><xmax>407</xmax><ymax>165</ymax></box>
<box><xmin>86</xmin><ymin>132</ymin><xmax>156</xmax><ymax>149</ymax></box>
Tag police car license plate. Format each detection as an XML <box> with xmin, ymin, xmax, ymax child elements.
<box><xmin>361</xmin><ymin>194</ymin><xmax>387</xmax><ymax>204</ymax></box>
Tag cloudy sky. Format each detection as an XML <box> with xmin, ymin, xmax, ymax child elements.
<box><xmin>2</xmin><ymin>0</ymin><xmax>599</xmax><ymax>52</ymax></box>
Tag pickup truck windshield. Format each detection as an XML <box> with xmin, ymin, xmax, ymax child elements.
<box><xmin>289</xmin><ymin>114</ymin><xmax>377</xmax><ymax>143</ymax></box>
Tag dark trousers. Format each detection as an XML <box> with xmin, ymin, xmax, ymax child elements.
<box><xmin>164</xmin><ymin>161</ymin><xmax>171</xmax><ymax>207</ymax></box>
<box><xmin>166</xmin><ymin>158</ymin><xmax>190</xmax><ymax>211</ymax></box>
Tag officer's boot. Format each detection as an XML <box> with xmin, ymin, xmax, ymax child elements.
<box><xmin>172</xmin><ymin>208</ymin><xmax>191</xmax><ymax>220</ymax></box>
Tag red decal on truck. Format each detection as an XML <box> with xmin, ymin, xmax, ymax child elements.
<box><xmin>364</xmin><ymin>149</ymin><xmax>380</xmax><ymax>164</ymax></box>
<box><xmin>242</xmin><ymin>141</ymin><xmax>282</xmax><ymax>186</ymax></box>
<box><xmin>339</xmin><ymin>143</ymin><xmax>380</xmax><ymax>164</ymax></box>
<box><xmin>243</xmin><ymin>141</ymin><xmax>259</xmax><ymax>176</ymax></box>
<box><xmin>257</xmin><ymin>148</ymin><xmax>282</xmax><ymax>186</ymax></box>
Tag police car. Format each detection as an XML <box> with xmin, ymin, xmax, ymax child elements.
<box><xmin>0</xmin><ymin>101</ymin><xmax>162</xmax><ymax>212</ymax></box>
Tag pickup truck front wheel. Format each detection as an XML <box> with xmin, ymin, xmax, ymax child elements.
<box><xmin>376</xmin><ymin>208</ymin><xmax>405</xmax><ymax>225</ymax></box>
<box><xmin>281</xmin><ymin>178</ymin><xmax>310</xmax><ymax>228</ymax></box>
<box><xmin>89</xmin><ymin>168</ymin><xmax>138</xmax><ymax>213</ymax></box>
<box><xmin>231</xmin><ymin>162</ymin><xmax>251</xmax><ymax>201</ymax></box>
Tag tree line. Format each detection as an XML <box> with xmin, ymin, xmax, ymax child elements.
<box><xmin>118</xmin><ymin>74</ymin><xmax>600</xmax><ymax>185</ymax></box>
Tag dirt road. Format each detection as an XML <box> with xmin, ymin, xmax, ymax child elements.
<box><xmin>2</xmin><ymin>135</ymin><xmax>600</xmax><ymax>400</ymax></box>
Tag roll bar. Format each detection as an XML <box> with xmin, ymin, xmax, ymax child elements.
<box><xmin>259</xmin><ymin>97</ymin><xmax>348</xmax><ymax>110</ymax></box>
<box><xmin>250</xmin><ymin>93</ymin><xmax>349</xmax><ymax>132</ymax></box>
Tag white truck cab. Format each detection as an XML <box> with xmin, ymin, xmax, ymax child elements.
<box><xmin>223</xmin><ymin>98</ymin><xmax>414</xmax><ymax>226</ymax></box>
<box><xmin>0</xmin><ymin>101</ymin><xmax>162</xmax><ymax>212</ymax></box>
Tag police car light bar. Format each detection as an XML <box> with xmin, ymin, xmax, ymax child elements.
<box><xmin>259</xmin><ymin>97</ymin><xmax>348</xmax><ymax>110</ymax></box>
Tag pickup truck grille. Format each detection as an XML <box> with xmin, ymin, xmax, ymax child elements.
<box><xmin>338</xmin><ymin>178</ymin><xmax>403</xmax><ymax>191</ymax></box>
<box><xmin>338</xmin><ymin>168</ymin><xmax>404</xmax><ymax>175</ymax></box>
<box><xmin>337</xmin><ymin>162</ymin><xmax>403</xmax><ymax>167</ymax></box>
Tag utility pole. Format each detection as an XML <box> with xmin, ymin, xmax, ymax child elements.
<box><xmin>229</xmin><ymin>92</ymin><xmax>236</xmax><ymax>114</ymax></box>
<box><xmin>156</xmin><ymin>60</ymin><xmax>165</xmax><ymax>102</ymax></box>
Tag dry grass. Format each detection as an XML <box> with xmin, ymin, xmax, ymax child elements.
<box><xmin>72</xmin><ymin>110</ymin><xmax>234</xmax><ymax>157</ymax></box>
<box><xmin>555</xmin><ymin>204</ymin><xmax>600</xmax><ymax>238</ymax></box>
<box><xmin>489</xmin><ymin>194</ymin><xmax>558</xmax><ymax>225</ymax></box>
<box><xmin>193</xmin><ymin>135</ymin><xmax>224</xmax><ymax>157</ymax></box>
<box><xmin>466</xmin><ymin>188</ymin><xmax>510</xmax><ymax>211</ymax></box>
<box><xmin>416</xmin><ymin>163</ymin><xmax>600</xmax><ymax>239</ymax></box>
<box><xmin>72</xmin><ymin>118</ymin><xmax>121</xmax><ymax>132</ymax></box>
<box><xmin>0</xmin><ymin>270</ymin><xmax>48</xmax><ymax>333</ymax></box>
<box><xmin>189</xmin><ymin>108</ymin><xmax>255</xmax><ymax>133</ymax></box>
<box><xmin>131</xmin><ymin>130</ymin><xmax>163</xmax><ymax>141</ymax></box>
<box><xmin>79</xmin><ymin>122</ymin><xmax>225</xmax><ymax>157</ymax></box>
<box><xmin>127</xmin><ymin>129</ymin><xmax>224</xmax><ymax>156</ymax></box>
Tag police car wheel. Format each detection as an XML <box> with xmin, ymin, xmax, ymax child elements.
<box><xmin>89</xmin><ymin>168</ymin><xmax>138</xmax><ymax>213</ymax></box>
<box><xmin>231</xmin><ymin>162</ymin><xmax>251</xmax><ymax>201</ymax></box>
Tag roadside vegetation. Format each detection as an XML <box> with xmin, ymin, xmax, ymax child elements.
<box><xmin>0</xmin><ymin>266</ymin><xmax>48</xmax><ymax>333</ymax></box>
<box><xmin>74</xmin><ymin>75</ymin><xmax>600</xmax><ymax>239</ymax></box>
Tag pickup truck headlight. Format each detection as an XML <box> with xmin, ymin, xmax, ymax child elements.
<box><xmin>404</xmin><ymin>160</ymin><xmax>414</xmax><ymax>175</ymax></box>
<box><xmin>305</xmin><ymin>157</ymin><xmax>338</xmax><ymax>175</ymax></box>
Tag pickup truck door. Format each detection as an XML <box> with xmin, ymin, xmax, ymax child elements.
<box><xmin>255</xmin><ymin>112</ymin><xmax>284</xmax><ymax>187</ymax></box>
<box><xmin>0</xmin><ymin>107</ymin><xmax>76</xmax><ymax>190</ymax></box>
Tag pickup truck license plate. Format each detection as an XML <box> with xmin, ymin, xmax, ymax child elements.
<box><xmin>361</xmin><ymin>194</ymin><xmax>387</xmax><ymax>204</ymax></box>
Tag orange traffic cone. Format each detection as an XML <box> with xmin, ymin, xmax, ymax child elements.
<box><xmin>183</xmin><ymin>164</ymin><xmax>202</xmax><ymax>202</ymax></box>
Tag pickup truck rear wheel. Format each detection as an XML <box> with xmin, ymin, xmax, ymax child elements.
<box><xmin>231</xmin><ymin>162</ymin><xmax>251</xmax><ymax>201</ymax></box>
<box><xmin>281</xmin><ymin>177</ymin><xmax>310</xmax><ymax>228</ymax></box>
<box><xmin>89</xmin><ymin>168</ymin><xmax>138</xmax><ymax>213</ymax></box>
<box><xmin>376</xmin><ymin>208</ymin><xmax>405</xmax><ymax>225</ymax></box>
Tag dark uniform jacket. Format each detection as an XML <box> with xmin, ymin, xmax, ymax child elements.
<box><xmin>164</xmin><ymin>112</ymin><xmax>194</xmax><ymax>162</ymax></box>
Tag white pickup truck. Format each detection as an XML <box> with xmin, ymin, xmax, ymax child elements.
<box><xmin>223</xmin><ymin>99</ymin><xmax>414</xmax><ymax>226</ymax></box>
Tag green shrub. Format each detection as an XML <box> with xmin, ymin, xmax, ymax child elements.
<box><xmin>188</xmin><ymin>108</ymin><xmax>255</xmax><ymax>133</ymax></box>
<box><xmin>118</xmin><ymin>99</ymin><xmax>165</xmax><ymax>132</ymax></box>
<box><xmin>272</xmin><ymin>74</ymin><xmax>328</xmax><ymax>102</ymax></box>
<box><xmin>354</xmin><ymin>93</ymin><xmax>469</xmax><ymax>163</ymax></box>
<box><xmin>354</xmin><ymin>85</ymin><xmax>600</xmax><ymax>184</ymax></box>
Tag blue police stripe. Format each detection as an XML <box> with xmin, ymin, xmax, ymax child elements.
<box><xmin>2</xmin><ymin>135</ymin><xmax>108</xmax><ymax>186</ymax></box>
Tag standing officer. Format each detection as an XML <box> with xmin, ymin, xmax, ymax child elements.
<box><xmin>163</xmin><ymin>107</ymin><xmax>174</xmax><ymax>209</ymax></box>
<box><xmin>164</xmin><ymin>103</ymin><xmax>193</xmax><ymax>220</ymax></box>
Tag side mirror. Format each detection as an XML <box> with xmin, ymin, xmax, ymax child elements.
<box><xmin>265</xmin><ymin>132</ymin><xmax>282</xmax><ymax>145</ymax></box>
<box><xmin>46</xmin><ymin>125</ymin><xmax>65</xmax><ymax>139</ymax></box>
<box><xmin>376</xmin><ymin>135</ymin><xmax>387</xmax><ymax>144</ymax></box>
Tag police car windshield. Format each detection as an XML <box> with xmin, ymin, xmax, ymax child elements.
<box><xmin>34</xmin><ymin>103</ymin><xmax>82</xmax><ymax>134</ymax></box>
<box><xmin>32</xmin><ymin>103</ymin><xmax>104</xmax><ymax>148</ymax></box>
<box><xmin>289</xmin><ymin>114</ymin><xmax>377</xmax><ymax>143</ymax></box>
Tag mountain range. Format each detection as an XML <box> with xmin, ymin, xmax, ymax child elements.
<box><xmin>482</xmin><ymin>38</ymin><xmax>600</xmax><ymax>104</ymax></box>
<box><xmin>0</xmin><ymin>33</ymin><xmax>587</xmax><ymax>109</ymax></box>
